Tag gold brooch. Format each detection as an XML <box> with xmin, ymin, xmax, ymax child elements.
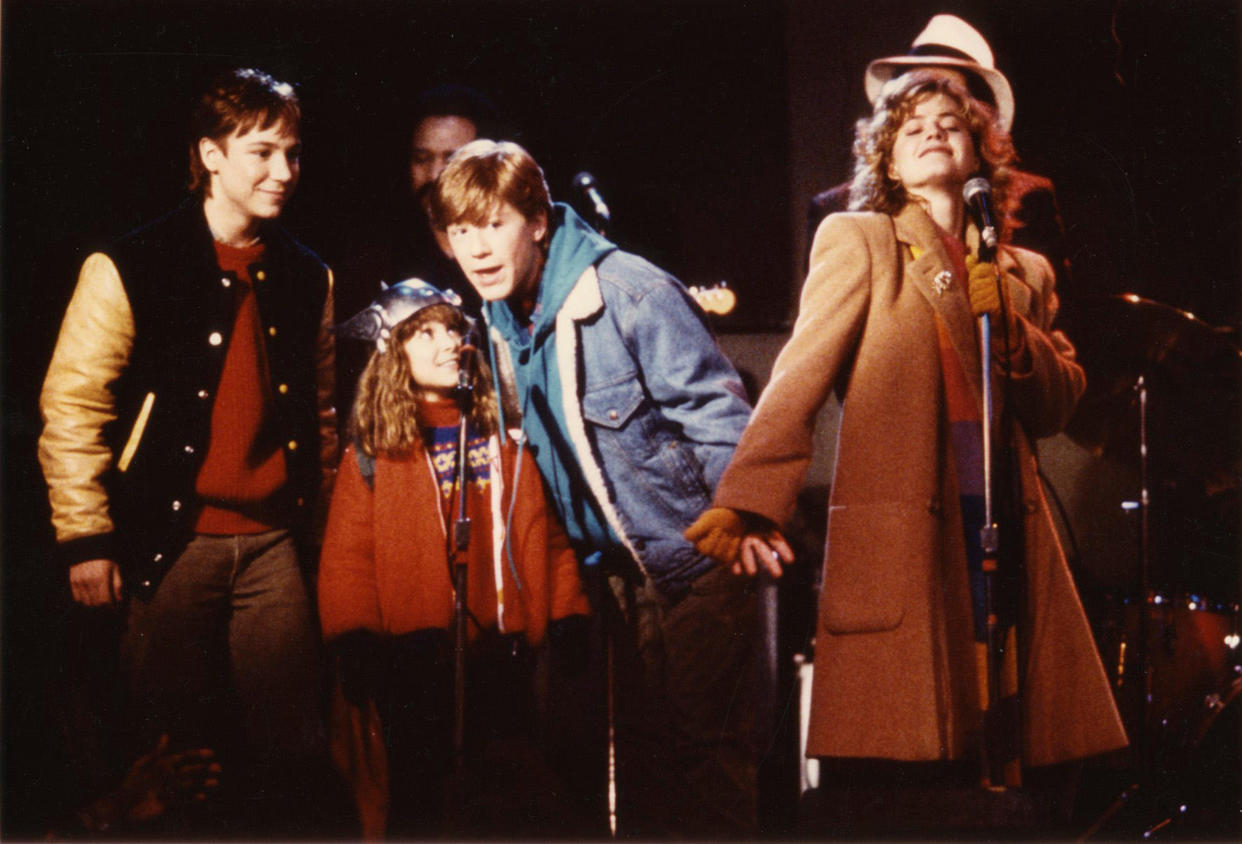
<box><xmin>932</xmin><ymin>270</ymin><xmax>952</xmax><ymax>296</ymax></box>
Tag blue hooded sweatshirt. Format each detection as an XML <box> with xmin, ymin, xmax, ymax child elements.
<box><xmin>485</xmin><ymin>203</ymin><xmax>619</xmax><ymax>553</ymax></box>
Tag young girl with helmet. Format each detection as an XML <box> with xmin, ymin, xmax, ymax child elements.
<box><xmin>319</xmin><ymin>279</ymin><xmax>588</xmax><ymax>838</ymax></box>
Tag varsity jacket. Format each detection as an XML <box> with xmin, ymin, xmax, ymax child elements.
<box><xmin>39</xmin><ymin>200</ymin><xmax>338</xmax><ymax>599</ymax></box>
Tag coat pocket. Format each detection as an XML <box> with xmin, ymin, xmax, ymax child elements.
<box><xmin>821</xmin><ymin>501</ymin><xmax>933</xmax><ymax>634</ymax></box>
<box><xmin>117</xmin><ymin>392</ymin><xmax>154</xmax><ymax>473</ymax></box>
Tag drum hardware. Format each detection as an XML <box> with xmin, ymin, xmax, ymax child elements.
<box><xmin>1062</xmin><ymin>296</ymin><xmax>1241</xmax><ymax>839</ymax></box>
<box><xmin>1063</xmin><ymin>294</ymin><xmax>1241</xmax><ymax>600</ymax></box>
<box><xmin>1140</xmin><ymin>677</ymin><xmax>1240</xmax><ymax>839</ymax></box>
<box><xmin>1063</xmin><ymin>294</ymin><xmax>1241</xmax><ymax>473</ymax></box>
<box><xmin>1081</xmin><ymin>668</ymin><xmax>1240</xmax><ymax>840</ymax></box>
<box><xmin>1062</xmin><ymin>295</ymin><xmax>1241</xmax><ymax>736</ymax></box>
<box><xmin>1076</xmin><ymin>781</ymin><xmax>1142</xmax><ymax>841</ymax></box>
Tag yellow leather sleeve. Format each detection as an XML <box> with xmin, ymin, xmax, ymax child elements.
<box><xmin>38</xmin><ymin>253</ymin><xmax>135</xmax><ymax>545</ymax></box>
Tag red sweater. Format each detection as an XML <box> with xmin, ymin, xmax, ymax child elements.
<box><xmin>195</xmin><ymin>239</ymin><xmax>288</xmax><ymax>533</ymax></box>
<box><xmin>318</xmin><ymin>414</ymin><xmax>588</xmax><ymax>647</ymax></box>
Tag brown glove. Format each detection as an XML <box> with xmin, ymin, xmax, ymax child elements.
<box><xmin>965</xmin><ymin>254</ymin><xmax>1022</xmax><ymax>357</ymax></box>
<box><xmin>684</xmin><ymin>507</ymin><xmax>746</xmax><ymax>564</ymax></box>
<box><xmin>965</xmin><ymin>254</ymin><xmax>1005</xmax><ymax>318</ymax></box>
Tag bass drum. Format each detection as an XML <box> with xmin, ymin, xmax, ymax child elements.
<box><xmin>1095</xmin><ymin>591</ymin><xmax>1241</xmax><ymax>753</ymax></box>
<box><xmin>1085</xmin><ymin>593</ymin><xmax>1241</xmax><ymax>839</ymax></box>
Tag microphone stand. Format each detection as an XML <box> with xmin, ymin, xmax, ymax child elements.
<box><xmin>451</xmin><ymin>355</ymin><xmax>475</xmax><ymax>783</ymax></box>
<box><xmin>975</xmin><ymin>235</ymin><xmax>1008</xmax><ymax>790</ymax></box>
<box><xmin>1133</xmin><ymin>375</ymin><xmax>1151</xmax><ymax>772</ymax></box>
<box><xmin>571</xmin><ymin>174</ymin><xmax>618</xmax><ymax>834</ymax></box>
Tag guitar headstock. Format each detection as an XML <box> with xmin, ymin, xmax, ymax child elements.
<box><xmin>688</xmin><ymin>282</ymin><xmax>737</xmax><ymax>316</ymax></box>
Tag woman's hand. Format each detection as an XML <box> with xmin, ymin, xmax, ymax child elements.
<box><xmin>966</xmin><ymin>254</ymin><xmax>1024</xmax><ymax>359</ymax></box>
<box><xmin>965</xmin><ymin>254</ymin><xmax>1005</xmax><ymax>318</ymax></box>
<box><xmin>733</xmin><ymin>532</ymin><xmax>795</xmax><ymax>578</ymax></box>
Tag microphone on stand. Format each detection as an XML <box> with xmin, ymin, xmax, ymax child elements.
<box><xmin>963</xmin><ymin>177</ymin><xmax>999</xmax><ymax>254</ymax></box>
<box><xmin>455</xmin><ymin>318</ymin><xmax>481</xmax><ymax>394</ymax></box>
<box><xmin>573</xmin><ymin>171</ymin><xmax>611</xmax><ymax>234</ymax></box>
<box><xmin>454</xmin><ymin>335</ymin><xmax>479</xmax><ymax>413</ymax></box>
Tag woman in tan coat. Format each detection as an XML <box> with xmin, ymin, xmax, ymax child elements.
<box><xmin>687</xmin><ymin>71</ymin><xmax>1126</xmax><ymax>781</ymax></box>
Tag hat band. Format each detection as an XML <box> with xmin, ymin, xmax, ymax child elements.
<box><xmin>908</xmin><ymin>43</ymin><xmax>978</xmax><ymax>63</ymax></box>
<box><xmin>898</xmin><ymin>46</ymin><xmax>999</xmax><ymax>109</ymax></box>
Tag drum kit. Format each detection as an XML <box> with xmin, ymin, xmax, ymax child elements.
<box><xmin>1059</xmin><ymin>294</ymin><xmax>1241</xmax><ymax>839</ymax></box>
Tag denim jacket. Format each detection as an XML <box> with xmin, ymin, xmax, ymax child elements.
<box><xmin>487</xmin><ymin>247</ymin><xmax>751</xmax><ymax>600</ymax></box>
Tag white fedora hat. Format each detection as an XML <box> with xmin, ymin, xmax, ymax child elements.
<box><xmin>864</xmin><ymin>14</ymin><xmax>1015</xmax><ymax>131</ymax></box>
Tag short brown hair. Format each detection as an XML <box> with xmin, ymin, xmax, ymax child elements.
<box><xmin>350</xmin><ymin>304</ymin><xmax>498</xmax><ymax>458</ymax></box>
<box><xmin>848</xmin><ymin>70</ymin><xmax>1017</xmax><ymax>228</ymax></box>
<box><xmin>188</xmin><ymin>68</ymin><xmax>301</xmax><ymax>195</ymax></box>
<box><xmin>429</xmin><ymin>139</ymin><xmax>553</xmax><ymax>236</ymax></box>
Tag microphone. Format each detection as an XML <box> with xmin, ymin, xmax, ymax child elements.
<box><xmin>573</xmin><ymin>171</ymin><xmax>611</xmax><ymax>229</ymax></box>
<box><xmin>456</xmin><ymin>343</ymin><xmax>477</xmax><ymax>393</ymax></box>
<box><xmin>962</xmin><ymin>177</ymin><xmax>999</xmax><ymax>252</ymax></box>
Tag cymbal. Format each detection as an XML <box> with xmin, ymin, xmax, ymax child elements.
<box><xmin>1061</xmin><ymin>295</ymin><xmax>1241</xmax><ymax>598</ymax></box>
<box><xmin>1062</xmin><ymin>294</ymin><xmax>1241</xmax><ymax>472</ymax></box>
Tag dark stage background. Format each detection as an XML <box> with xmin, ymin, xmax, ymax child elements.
<box><xmin>3</xmin><ymin>0</ymin><xmax>1238</xmax><ymax>836</ymax></box>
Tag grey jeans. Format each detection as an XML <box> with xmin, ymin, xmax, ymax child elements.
<box><xmin>122</xmin><ymin>530</ymin><xmax>322</xmax><ymax>785</ymax></box>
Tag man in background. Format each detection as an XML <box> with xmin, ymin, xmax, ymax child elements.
<box><xmin>335</xmin><ymin>84</ymin><xmax>499</xmax><ymax>416</ymax></box>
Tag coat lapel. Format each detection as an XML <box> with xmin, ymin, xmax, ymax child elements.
<box><xmin>894</xmin><ymin>203</ymin><xmax>983</xmax><ymax>405</ymax></box>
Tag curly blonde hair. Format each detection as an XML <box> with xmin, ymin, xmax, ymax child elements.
<box><xmin>350</xmin><ymin>304</ymin><xmax>498</xmax><ymax>458</ymax></box>
<box><xmin>848</xmin><ymin>70</ymin><xmax>1018</xmax><ymax>233</ymax></box>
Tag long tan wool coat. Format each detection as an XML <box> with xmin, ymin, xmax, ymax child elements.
<box><xmin>715</xmin><ymin>202</ymin><xmax>1127</xmax><ymax>766</ymax></box>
